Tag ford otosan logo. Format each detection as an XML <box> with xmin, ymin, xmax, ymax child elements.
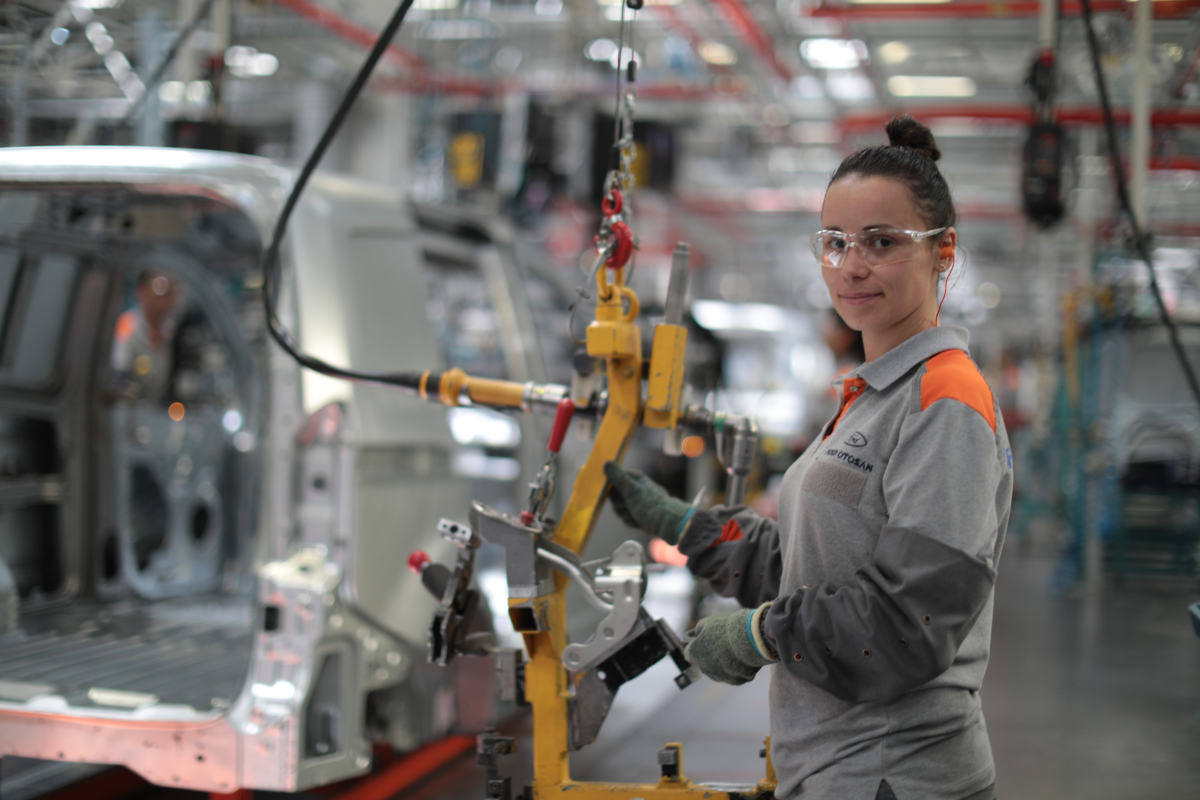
<box><xmin>844</xmin><ymin>431</ymin><xmax>868</xmax><ymax>447</ymax></box>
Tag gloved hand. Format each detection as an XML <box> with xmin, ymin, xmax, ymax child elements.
<box><xmin>603</xmin><ymin>461</ymin><xmax>694</xmax><ymax>545</ymax></box>
<box><xmin>683</xmin><ymin>603</ymin><xmax>777</xmax><ymax>686</ymax></box>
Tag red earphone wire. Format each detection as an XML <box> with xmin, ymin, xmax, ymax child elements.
<box><xmin>935</xmin><ymin>259</ymin><xmax>953</xmax><ymax>326</ymax></box>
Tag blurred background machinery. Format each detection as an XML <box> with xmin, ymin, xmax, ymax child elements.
<box><xmin>1</xmin><ymin>0</ymin><xmax>1200</xmax><ymax>798</ymax></box>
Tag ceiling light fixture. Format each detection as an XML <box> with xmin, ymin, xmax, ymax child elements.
<box><xmin>878</xmin><ymin>41</ymin><xmax>910</xmax><ymax>64</ymax></box>
<box><xmin>887</xmin><ymin>75</ymin><xmax>976</xmax><ymax>96</ymax></box>
<box><xmin>225</xmin><ymin>46</ymin><xmax>279</xmax><ymax>78</ymax></box>
<box><xmin>801</xmin><ymin>38</ymin><xmax>868</xmax><ymax>70</ymax></box>
<box><xmin>827</xmin><ymin>72</ymin><xmax>874</xmax><ymax>99</ymax></box>
<box><xmin>698</xmin><ymin>40</ymin><xmax>737</xmax><ymax>66</ymax></box>
<box><xmin>585</xmin><ymin>38</ymin><xmax>617</xmax><ymax>62</ymax></box>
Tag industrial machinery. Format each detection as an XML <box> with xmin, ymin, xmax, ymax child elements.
<box><xmin>402</xmin><ymin>224</ymin><xmax>775</xmax><ymax>799</ymax></box>
<box><xmin>0</xmin><ymin>147</ymin><xmax>571</xmax><ymax>794</ymax></box>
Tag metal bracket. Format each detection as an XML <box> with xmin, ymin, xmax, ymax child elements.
<box><xmin>428</xmin><ymin>518</ymin><xmax>484</xmax><ymax>666</ymax></box>
<box><xmin>561</xmin><ymin>540</ymin><xmax>645</xmax><ymax>672</ymax></box>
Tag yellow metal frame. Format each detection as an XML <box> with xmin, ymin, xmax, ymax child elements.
<box><xmin>523</xmin><ymin>265</ymin><xmax>773</xmax><ymax>800</ymax></box>
<box><xmin>418</xmin><ymin>259</ymin><xmax>774</xmax><ymax>798</ymax></box>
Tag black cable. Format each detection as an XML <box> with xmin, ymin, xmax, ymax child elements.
<box><xmin>260</xmin><ymin>0</ymin><xmax>424</xmax><ymax>392</ymax></box>
<box><xmin>109</xmin><ymin>0</ymin><xmax>219</xmax><ymax>137</ymax></box>
<box><xmin>1079</xmin><ymin>0</ymin><xmax>1200</xmax><ymax>410</ymax></box>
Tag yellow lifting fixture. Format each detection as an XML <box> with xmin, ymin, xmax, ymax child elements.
<box><xmin>406</xmin><ymin>229</ymin><xmax>771</xmax><ymax>800</ymax></box>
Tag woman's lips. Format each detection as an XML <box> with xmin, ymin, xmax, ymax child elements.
<box><xmin>840</xmin><ymin>292</ymin><xmax>881</xmax><ymax>306</ymax></box>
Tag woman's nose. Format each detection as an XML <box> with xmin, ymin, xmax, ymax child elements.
<box><xmin>840</xmin><ymin>244</ymin><xmax>872</xmax><ymax>276</ymax></box>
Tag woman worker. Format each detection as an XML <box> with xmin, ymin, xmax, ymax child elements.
<box><xmin>604</xmin><ymin>115</ymin><xmax>1012</xmax><ymax>800</ymax></box>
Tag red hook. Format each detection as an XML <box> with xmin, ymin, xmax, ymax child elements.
<box><xmin>601</xmin><ymin>187</ymin><xmax>624</xmax><ymax>217</ymax></box>
<box><xmin>606</xmin><ymin>221</ymin><xmax>634</xmax><ymax>269</ymax></box>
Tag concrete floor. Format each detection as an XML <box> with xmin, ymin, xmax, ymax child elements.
<box><xmin>400</xmin><ymin>524</ymin><xmax>1200</xmax><ymax>800</ymax></box>
<box><xmin>3</xmin><ymin>522</ymin><xmax>1197</xmax><ymax>799</ymax></box>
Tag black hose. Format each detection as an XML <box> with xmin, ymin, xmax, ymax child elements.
<box><xmin>1079</xmin><ymin>0</ymin><xmax>1200</xmax><ymax>411</ymax></box>
<box><xmin>259</xmin><ymin>0</ymin><xmax>425</xmax><ymax>392</ymax></box>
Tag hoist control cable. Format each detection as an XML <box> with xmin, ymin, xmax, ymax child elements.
<box><xmin>1079</xmin><ymin>0</ymin><xmax>1200</xmax><ymax>411</ymax></box>
<box><xmin>259</xmin><ymin>0</ymin><xmax>426</xmax><ymax>392</ymax></box>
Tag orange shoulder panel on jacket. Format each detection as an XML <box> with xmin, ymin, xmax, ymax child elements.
<box><xmin>920</xmin><ymin>349</ymin><xmax>996</xmax><ymax>433</ymax></box>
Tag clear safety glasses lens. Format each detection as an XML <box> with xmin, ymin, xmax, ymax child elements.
<box><xmin>810</xmin><ymin>228</ymin><xmax>945</xmax><ymax>269</ymax></box>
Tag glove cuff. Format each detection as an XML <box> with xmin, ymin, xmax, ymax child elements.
<box><xmin>657</xmin><ymin>498</ymin><xmax>695</xmax><ymax>546</ymax></box>
<box><xmin>747</xmin><ymin>602</ymin><xmax>778</xmax><ymax>663</ymax></box>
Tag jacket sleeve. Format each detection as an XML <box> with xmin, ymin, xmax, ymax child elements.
<box><xmin>677</xmin><ymin>506</ymin><xmax>783</xmax><ymax>609</ymax></box>
<box><xmin>763</xmin><ymin>396</ymin><xmax>1004</xmax><ymax>703</ymax></box>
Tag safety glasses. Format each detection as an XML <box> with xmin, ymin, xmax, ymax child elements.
<box><xmin>809</xmin><ymin>227</ymin><xmax>947</xmax><ymax>269</ymax></box>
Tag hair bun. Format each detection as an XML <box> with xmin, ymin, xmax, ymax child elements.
<box><xmin>886</xmin><ymin>115</ymin><xmax>941</xmax><ymax>162</ymax></box>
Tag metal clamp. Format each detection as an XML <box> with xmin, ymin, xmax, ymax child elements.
<box><xmin>560</xmin><ymin>540</ymin><xmax>646</xmax><ymax>672</ymax></box>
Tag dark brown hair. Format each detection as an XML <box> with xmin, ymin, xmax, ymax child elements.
<box><xmin>828</xmin><ymin>115</ymin><xmax>956</xmax><ymax>230</ymax></box>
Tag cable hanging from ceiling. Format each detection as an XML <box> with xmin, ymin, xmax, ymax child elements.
<box><xmin>1078</xmin><ymin>0</ymin><xmax>1200</xmax><ymax>412</ymax></box>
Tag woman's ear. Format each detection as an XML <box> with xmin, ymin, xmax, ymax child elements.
<box><xmin>936</xmin><ymin>228</ymin><xmax>957</xmax><ymax>273</ymax></box>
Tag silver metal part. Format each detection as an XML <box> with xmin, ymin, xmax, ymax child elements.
<box><xmin>470</xmin><ymin>501</ymin><xmax>553</xmax><ymax>600</ymax></box>
<box><xmin>438</xmin><ymin>518</ymin><xmax>479</xmax><ymax>549</ymax></box>
<box><xmin>560</xmin><ymin>540</ymin><xmax>646</xmax><ymax>672</ymax></box>
<box><xmin>536</xmin><ymin>543</ymin><xmax>613</xmax><ymax>613</ymax></box>
<box><xmin>494</xmin><ymin>648</ymin><xmax>524</xmax><ymax>704</ymax></box>
<box><xmin>523</xmin><ymin>382</ymin><xmax>570</xmax><ymax>413</ymax></box>
<box><xmin>568</xmin><ymin>668</ymin><xmax>616</xmax><ymax>751</ymax></box>
<box><xmin>663</xmin><ymin>242</ymin><xmax>691</xmax><ymax>326</ymax></box>
<box><xmin>725</xmin><ymin>417</ymin><xmax>758</xmax><ymax>507</ymax></box>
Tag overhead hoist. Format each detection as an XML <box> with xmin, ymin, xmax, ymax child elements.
<box><xmin>399</xmin><ymin>22</ymin><xmax>770</xmax><ymax>800</ymax></box>
<box><xmin>406</xmin><ymin>234</ymin><xmax>770</xmax><ymax>800</ymax></box>
<box><xmin>255</xmin><ymin>0</ymin><xmax>771</xmax><ymax>796</ymax></box>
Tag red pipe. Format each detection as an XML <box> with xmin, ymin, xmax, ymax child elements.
<box><xmin>708</xmin><ymin>0</ymin><xmax>793</xmax><ymax>82</ymax></box>
<box><xmin>329</xmin><ymin>735</ymin><xmax>474</xmax><ymax>800</ymax></box>
<box><xmin>811</xmin><ymin>0</ymin><xmax>1200</xmax><ymax>21</ymax></box>
<box><xmin>838</xmin><ymin>105</ymin><xmax>1200</xmax><ymax>135</ymax></box>
<box><xmin>273</xmin><ymin>0</ymin><xmax>426</xmax><ymax>71</ymax></box>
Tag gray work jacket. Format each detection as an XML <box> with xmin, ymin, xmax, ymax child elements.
<box><xmin>680</xmin><ymin>326</ymin><xmax>1012</xmax><ymax>800</ymax></box>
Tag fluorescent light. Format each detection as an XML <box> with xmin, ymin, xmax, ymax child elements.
<box><xmin>888</xmin><ymin>75</ymin><xmax>976</xmax><ymax>97</ymax></box>
<box><xmin>692</xmin><ymin>301</ymin><xmax>791</xmax><ymax>334</ymax></box>
<box><xmin>586</xmin><ymin>38</ymin><xmax>617</xmax><ymax>61</ymax></box>
<box><xmin>225</xmin><ymin>46</ymin><xmax>278</xmax><ymax>78</ymax></box>
<box><xmin>698</xmin><ymin>41</ymin><xmax>737</xmax><ymax>66</ymax></box>
<box><xmin>416</xmin><ymin>0</ymin><xmax>458</xmax><ymax>8</ymax></box>
<box><xmin>801</xmin><ymin>38</ymin><xmax>868</xmax><ymax>69</ymax></box>
<box><xmin>448</xmin><ymin>407</ymin><xmax>521</xmax><ymax>448</ymax></box>
<box><xmin>535</xmin><ymin>0</ymin><xmax>562</xmax><ymax>14</ymax></box>
<box><xmin>158</xmin><ymin>80</ymin><xmax>185</xmax><ymax>103</ymax></box>
<box><xmin>827</xmin><ymin>72</ymin><xmax>874</xmax><ymax>100</ymax></box>
<box><xmin>878</xmin><ymin>41</ymin><xmax>910</xmax><ymax>64</ymax></box>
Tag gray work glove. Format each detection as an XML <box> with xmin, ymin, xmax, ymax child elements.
<box><xmin>603</xmin><ymin>461</ymin><xmax>694</xmax><ymax>546</ymax></box>
<box><xmin>683</xmin><ymin>603</ymin><xmax>777</xmax><ymax>686</ymax></box>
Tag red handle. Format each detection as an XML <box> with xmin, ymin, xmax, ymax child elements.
<box><xmin>548</xmin><ymin>398</ymin><xmax>576</xmax><ymax>454</ymax></box>
<box><xmin>407</xmin><ymin>550</ymin><xmax>431</xmax><ymax>575</ymax></box>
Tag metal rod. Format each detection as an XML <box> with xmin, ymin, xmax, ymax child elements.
<box><xmin>664</xmin><ymin>241</ymin><xmax>690</xmax><ymax>326</ymax></box>
<box><xmin>1131</xmin><ymin>0</ymin><xmax>1151</xmax><ymax>225</ymax></box>
<box><xmin>537</xmin><ymin>548</ymin><xmax>613</xmax><ymax>613</ymax></box>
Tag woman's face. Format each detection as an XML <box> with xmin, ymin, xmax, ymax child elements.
<box><xmin>819</xmin><ymin>174</ymin><xmax>951</xmax><ymax>338</ymax></box>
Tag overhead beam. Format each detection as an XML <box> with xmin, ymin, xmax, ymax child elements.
<box><xmin>707</xmin><ymin>0</ymin><xmax>793</xmax><ymax>82</ymax></box>
<box><xmin>811</xmin><ymin>0</ymin><xmax>1200</xmax><ymax>21</ymax></box>
<box><xmin>838</xmin><ymin>105</ymin><xmax>1200</xmax><ymax>135</ymax></box>
<box><xmin>272</xmin><ymin>0</ymin><xmax>426</xmax><ymax>72</ymax></box>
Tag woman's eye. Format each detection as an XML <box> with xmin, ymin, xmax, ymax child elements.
<box><xmin>830</xmin><ymin>237</ymin><xmax>847</xmax><ymax>250</ymax></box>
<box><xmin>869</xmin><ymin>236</ymin><xmax>895</xmax><ymax>249</ymax></box>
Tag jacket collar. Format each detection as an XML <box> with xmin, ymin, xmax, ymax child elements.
<box><xmin>850</xmin><ymin>326</ymin><xmax>970</xmax><ymax>391</ymax></box>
